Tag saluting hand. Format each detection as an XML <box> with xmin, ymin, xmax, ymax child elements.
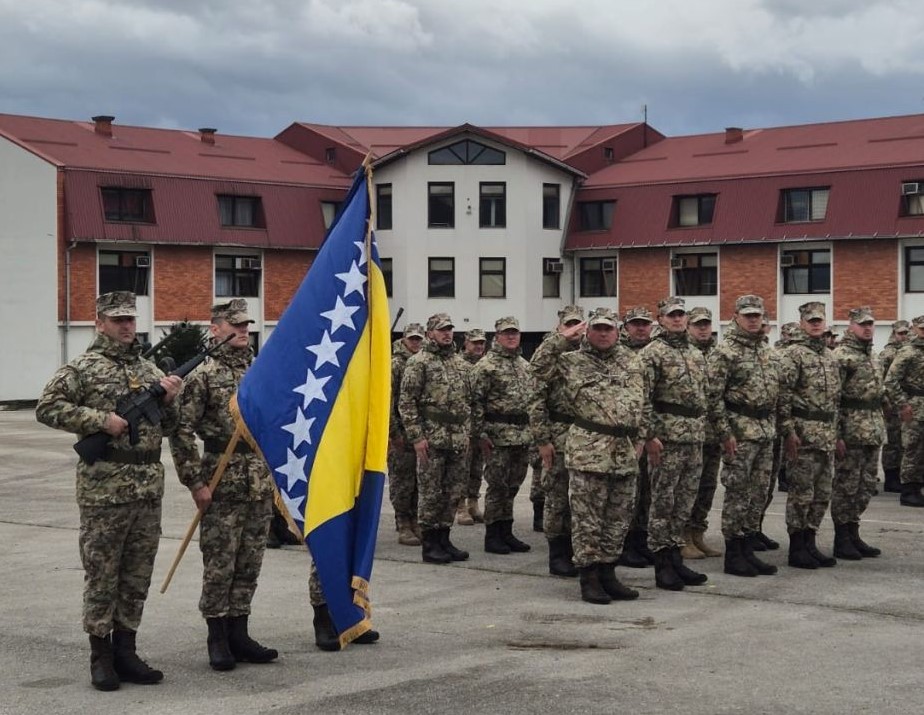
<box><xmin>538</xmin><ymin>442</ymin><xmax>555</xmax><ymax>470</ymax></box>
<box><xmin>784</xmin><ymin>433</ymin><xmax>801</xmax><ymax>462</ymax></box>
<box><xmin>645</xmin><ymin>438</ymin><xmax>663</xmax><ymax>468</ymax></box>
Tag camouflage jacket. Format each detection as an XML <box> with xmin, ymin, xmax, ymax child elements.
<box><xmin>884</xmin><ymin>337</ymin><xmax>924</xmax><ymax>416</ymax></box>
<box><xmin>778</xmin><ymin>333</ymin><xmax>841</xmax><ymax>451</ymax></box>
<box><xmin>399</xmin><ymin>339</ymin><xmax>472</xmax><ymax>451</ymax></box>
<box><xmin>528</xmin><ymin>333</ymin><xmax>581</xmax><ymax>448</ymax></box>
<box><xmin>879</xmin><ymin>339</ymin><xmax>901</xmax><ymax>379</ymax></box>
<box><xmin>389</xmin><ymin>339</ymin><xmax>416</xmax><ymax>441</ymax></box>
<box><xmin>692</xmin><ymin>336</ymin><xmax>720</xmax><ymax>444</ymax></box>
<box><xmin>35</xmin><ymin>333</ymin><xmax>179</xmax><ymax>507</ymax></box>
<box><xmin>471</xmin><ymin>342</ymin><xmax>533</xmax><ymax>447</ymax></box>
<box><xmin>619</xmin><ymin>333</ymin><xmax>650</xmax><ymax>353</ymax></box>
<box><xmin>460</xmin><ymin>351</ymin><xmax>482</xmax><ymax>366</ymax></box>
<box><xmin>834</xmin><ymin>332</ymin><xmax>885</xmax><ymax>447</ymax></box>
<box><xmin>707</xmin><ymin>325</ymin><xmax>778</xmax><ymax>444</ymax></box>
<box><xmin>169</xmin><ymin>342</ymin><xmax>274</xmax><ymax>502</ymax></box>
<box><xmin>638</xmin><ymin>331</ymin><xmax>708</xmax><ymax>444</ymax></box>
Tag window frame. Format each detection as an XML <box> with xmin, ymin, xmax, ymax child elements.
<box><xmin>781</xmin><ymin>187</ymin><xmax>830</xmax><ymax>223</ymax></box>
<box><xmin>101</xmin><ymin>187</ymin><xmax>154</xmax><ymax>223</ymax></box>
<box><xmin>904</xmin><ymin>246</ymin><xmax>924</xmax><ymax>293</ymax></box>
<box><xmin>782</xmin><ymin>248</ymin><xmax>831</xmax><ymax>294</ymax></box>
<box><xmin>579</xmin><ymin>257</ymin><xmax>617</xmax><ymax>298</ymax></box>
<box><xmin>673</xmin><ymin>194</ymin><xmax>717</xmax><ymax>228</ymax></box>
<box><xmin>479</xmin><ymin>257</ymin><xmax>506</xmax><ymax>298</ymax></box>
<box><xmin>380</xmin><ymin>257</ymin><xmax>393</xmax><ymax>297</ymax></box>
<box><xmin>672</xmin><ymin>252</ymin><xmax>718</xmax><ymax>296</ymax></box>
<box><xmin>577</xmin><ymin>200</ymin><xmax>615</xmax><ymax>232</ymax></box>
<box><xmin>542</xmin><ymin>257</ymin><xmax>562</xmax><ymax>298</ymax></box>
<box><xmin>427</xmin><ymin>139</ymin><xmax>506</xmax><ymax>165</ymax></box>
<box><xmin>217</xmin><ymin>195</ymin><xmax>263</xmax><ymax>228</ymax></box>
<box><xmin>427</xmin><ymin>257</ymin><xmax>455</xmax><ymax>298</ymax></box>
<box><xmin>428</xmin><ymin>182</ymin><xmax>455</xmax><ymax>228</ymax></box>
<box><xmin>479</xmin><ymin>182</ymin><xmax>506</xmax><ymax>229</ymax></box>
<box><xmin>542</xmin><ymin>183</ymin><xmax>560</xmax><ymax>230</ymax></box>
<box><xmin>215</xmin><ymin>254</ymin><xmax>262</xmax><ymax>298</ymax></box>
<box><xmin>98</xmin><ymin>249</ymin><xmax>151</xmax><ymax>296</ymax></box>
<box><xmin>376</xmin><ymin>184</ymin><xmax>393</xmax><ymax>230</ymax></box>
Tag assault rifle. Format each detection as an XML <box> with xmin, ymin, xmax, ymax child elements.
<box><xmin>73</xmin><ymin>335</ymin><xmax>233</xmax><ymax>465</ymax></box>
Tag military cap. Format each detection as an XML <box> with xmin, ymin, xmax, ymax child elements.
<box><xmin>212</xmin><ymin>298</ymin><xmax>254</xmax><ymax>324</ymax></box>
<box><xmin>403</xmin><ymin>322</ymin><xmax>425</xmax><ymax>339</ymax></box>
<box><xmin>735</xmin><ymin>294</ymin><xmax>765</xmax><ymax>316</ymax></box>
<box><xmin>688</xmin><ymin>307</ymin><xmax>713</xmax><ymax>324</ymax></box>
<box><xmin>658</xmin><ymin>296</ymin><xmax>686</xmax><ymax>315</ymax></box>
<box><xmin>588</xmin><ymin>307</ymin><xmax>619</xmax><ymax>327</ymax></box>
<box><xmin>892</xmin><ymin>320</ymin><xmax>910</xmax><ymax>333</ymax></box>
<box><xmin>761</xmin><ymin>316</ymin><xmax>770</xmax><ymax>327</ymax></box>
<box><xmin>912</xmin><ymin>315</ymin><xmax>924</xmax><ymax>328</ymax></box>
<box><xmin>623</xmin><ymin>306</ymin><xmax>654</xmax><ymax>324</ymax></box>
<box><xmin>464</xmin><ymin>328</ymin><xmax>486</xmax><ymax>342</ymax></box>
<box><xmin>557</xmin><ymin>305</ymin><xmax>584</xmax><ymax>325</ymax></box>
<box><xmin>848</xmin><ymin>306</ymin><xmax>875</xmax><ymax>324</ymax></box>
<box><xmin>798</xmin><ymin>301</ymin><xmax>826</xmax><ymax>321</ymax></box>
<box><xmin>427</xmin><ymin>312</ymin><xmax>454</xmax><ymax>331</ymax></box>
<box><xmin>780</xmin><ymin>322</ymin><xmax>800</xmax><ymax>339</ymax></box>
<box><xmin>96</xmin><ymin>291</ymin><xmax>138</xmax><ymax>318</ymax></box>
<box><xmin>495</xmin><ymin>316</ymin><xmax>520</xmax><ymax>332</ymax></box>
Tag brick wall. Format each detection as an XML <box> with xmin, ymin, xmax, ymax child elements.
<box><xmin>619</xmin><ymin>247</ymin><xmax>670</xmax><ymax>313</ymax></box>
<box><xmin>833</xmin><ymin>239</ymin><xmax>897</xmax><ymax>321</ymax></box>
<box><xmin>264</xmin><ymin>250</ymin><xmax>314</xmax><ymax>320</ymax></box>
<box><xmin>154</xmin><ymin>246</ymin><xmax>213</xmax><ymax>321</ymax></box>
<box><xmin>719</xmin><ymin>243</ymin><xmax>779</xmax><ymax>320</ymax></box>
<box><xmin>69</xmin><ymin>243</ymin><xmax>98</xmax><ymax>322</ymax></box>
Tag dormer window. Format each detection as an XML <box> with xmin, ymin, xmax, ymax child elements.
<box><xmin>101</xmin><ymin>187</ymin><xmax>154</xmax><ymax>223</ymax></box>
<box><xmin>428</xmin><ymin>139</ymin><xmax>505</xmax><ymax>165</ymax></box>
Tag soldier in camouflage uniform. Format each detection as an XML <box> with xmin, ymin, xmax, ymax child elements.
<box><xmin>472</xmin><ymin>317</ymin><xmax>535</xmax><ymax>554</ymax></box>
<box><xmin>771</xmin><ymin>322</ymin><xmax>801</xmax><ymax>495</ymax></box>
<box><xmin>831</xmin><ymin>307</ymin><xmax>885</xmax><ymax>559</ymax></box>
<box><xmin>170</xmin><ymin>299</ymin><xmax>277</xmax><ymax>670</ymax></box>
<box><xmin>399</xmin><ymin>313</ymin><xmax>473</xmax><ymax>563</ymax></box>
<box><xmin>707</xmin><ymin>295</ymin><xmax>780</xmax><ymax>577</ymax></box>
<box><xmin>779</xmin><ymin>301</ymin><xmax>842</xmax><ymax>568</ymax></box>
<box><xmin>879</xmin><ymin>319</ymin><xmax>910</xmax><ymax>493</ymax></box>
<box><xmin>389</xmin><ymin>323</ymin><xmax>425</xmax><ymax>545</ymax></box>
<box><xmin>884</xmin><ymin>315</ymin><xmax>924</xmax><ymax>508</ymax></box>
<box><xmin>534</xmin><ymin>307</ymin><xmax>642</xmax><ymax>604</ymax></box>
<box><xmin>36</xmin><ymin>291</ymin><xmax>182</xmax><ymax>691</ymax></box>
<box><xmin>456</xmin><ymin>328</ymin><xmax>487</xmax><ymax>526</ymax></box>
<box><xmin>529</xmin><ymin>305</ymin><xmax>586</xmax><ymax>577</ymax></box>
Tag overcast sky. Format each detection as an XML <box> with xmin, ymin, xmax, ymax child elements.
<box><xmin>2</xmin><ymin>0</ymin><xmax>924</xmax><ymax>138</ymax></box>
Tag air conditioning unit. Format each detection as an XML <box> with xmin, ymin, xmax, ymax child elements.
<box><xmin>780</xmin><ymin>254</ymin><xmax>795</xmax><ymax>267</ymax></box>
<box><xmin>902</xmin><ymin>182</ymin><xmax>922</xmax><ymax>196</ymax></box>
<box><xmin>237</xmin><ymin>257</ymin><xmax>262</xmax><ymax>270</ymax></box>
<box><xmin>601</xmin><ymin>258</ymin><xmax>617</xmax><ymax>271</ymax></box>
<box><xmin>134</xmin><ymin>255</ymin><xmax>151</xmax><ymax>268</ymax></box>
<box><xmin>670</xmin><ymin>257</ymin><xmax>687</xmax><ymax>269</ymax></box>
<box><xmin>544</xmin><ymin>259</ymin><xmax>564</xmax><ymax>274</ymax></box>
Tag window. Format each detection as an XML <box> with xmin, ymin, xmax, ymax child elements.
<box><xmin>325</xmin><ymin>147</ymin><xmax>336</xmax><ymax>164</ymax></box>
<box><xmin>218</xmin><ymin>195</ymin><xmax>262</xmax><ymax>228</ymax></box>
<box><xmin>902</xmin><ymin>181</ymin><xmax>924</xmax><ymax>217</ymax></box>
<box><xmin>603</xmin><ymin>147</ymin><xmax>614</xmax><ymax>162</ymax></box>
<box><xmin>99</xmin><ymin>250</ymin><xmax>150</xmax><ymax>295</ymax></box>
<box><xmin>905</xmin><ymin>247</ymin><xmax>924</xmax><ymax>292</ymax></box>
<box><xmin>580</xmin><ymin>257</ymin><xmax>617</xmax><ymax>297</ymax></box>
<box><xmin>543</xmin><ymin>184</ymin><xmax>560</xmax><ymax>229</ymax></box>
<box><xmin>479</xmin><ymin>258</ymin><xmax>506</xmax><ymax>298</ymax></box>
<box><xmin>542</xmin><ymin>257</ymin><xmax>562</xmax><ymax>298</ymax></box>
<box><xmin>376</xmin><ymin>184</ymin><xmax>392</xmax><ymax>230</ymax></box>
<box><xmin>578</xmin><ymin>201</ymin><xmax>615</xmax><ymax>231</ymax></box>
<box><xmin>321</xmin><ymin>201</ymin><xmax>343</xmax><ymax>229</ymax></box>
<box><xmin>428</xmin><ymin>183</ymin><xmax>454</xmax><ymax>228</ymax></box>
<box><xmin>781</xmin><ymin>188</ymin><xmax>829</xmax><ymax>223</ymax></box>
<box><xmin>674</xmin><ymin>195</ymin><xmax>716</xmax><ymax>227</ymax></box>
<box><xmin>215</xmin><ymin>254</ymin><xmax>261</xmax><ymax>297</ymax></box>
<box><xmin>249</xmin><ymin>332</ymin><xmax>261</xmax><ymax>357</ymax></box>
<box><xmin>428</xmin><ymin>139</ymin><xmax>505</xmax><ymax>165</ymax></box>
<box><xmin>101</xmin><ymin>188</ymin><xmax>154</xmax><ymax>223</ymax></box>
<box><xmin>479</xmin><ymin>183</ymin><xmax>506</xmax><ymax>228</ymax></box>
<box><xmin>428</xmin><ymin>257</ymin><xmax>455</xmax><ymax>298</ymax></box>
<box><xmin>782</xmin><ymin>249</ymin><xmax>830</xmax><ymax>294</ymax></box>
<box><xmin>380</xmin><ymin>257</ymin><xmax>393</xmax><ymax>297</ymax></box>
<box><xmin>672</xmin><ymin>253</ymin><xmax>717</xmax><ymax>296</ymax></box>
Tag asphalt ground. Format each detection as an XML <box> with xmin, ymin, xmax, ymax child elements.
<box><xmin>2</xmin><ymin>407</ymin><xmax>923</xmax><ymax>715</ymax></box>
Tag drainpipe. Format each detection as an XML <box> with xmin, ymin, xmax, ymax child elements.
<box><xmin>64</xmin><ymin>240</ymin><xmax>76</xmax><ymax>364</ymax></box>
<box><xmin>559</xmin><ymin>177</ymin><xmax>581</xmax><ymax>303</ymax></box>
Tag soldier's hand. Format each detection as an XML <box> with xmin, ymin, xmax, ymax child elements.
<box><xmin>538</xmin><ymin>442</ymin><xmax>555</xmax><ymax>469</ymax></box>
<box><xmin>103</xmin><ymin>412</ymin><xmax>129</xmax><ymax>437</ymax></box>
<box><xmin>835</xmin><ymin>439</ymin><xmax>847</xmax><ymax>460</ymax></box>
<box><xmin>160</xmin><ymin>375</ymin><xmax>183</xmax><ymax>405</ymax></box>
<box><xmin>723</xmin><ymin>436</ymin><xmax>737</xmax><ymax>460</ymax></box>
<box><xmin>558</xmin><ymin>321</ymin><xmax>587</xmax><ymax>343</ymax></box>
<box><xmin>480</xmin><ymin>437</ymin><xmax>494</xmax><ymax>459</ymax></box>
<box><xmin>645</xmin><ymin>438</ymin><xmax>663</xmax><ymax>468</ymax></box>
<box><xmin>899</xmin><ymin>404</ymin><xmax>914</xmax><ymax>423</ymax></box>
<box><xmin>634</xmin><ymin>441</ymin><xmax>645</xmax><ymax>459</ymax></box>
<box><xmin>414</xmin><ymin>439</ymin><xmax>430</xmax><ymax>468</ymax></box>
<box><xmin>784</xmin><ymin>433</ymin><xmax>801</xmax><ymax>461</ymax></box>
<box><xmin>192</xmin><ymin>485</ymin><xmax>212</xmax><ymax>513</ymax></box>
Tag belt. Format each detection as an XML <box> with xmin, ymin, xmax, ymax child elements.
<box><xmin>548</xmin><ymin>410</ymin><xmax>574</xmax><ymax>425</ymax></box>
<box><xmin>102</xmin><ymin>447</ymin><xmax>162</xmax><ymax>465</ymax></box>
<box><xmin>901</xmin><ymin>385</ymin><xmax>924</xmax><ymax>397</ymax></box>
<box><xmin>421</xmin><ymin>406</ymin><xmax>467</xmax><ymax>425</ymax></box>
<box><xmin>484</xmin><ymin>411</ymin><xmax>529</xmax><ymax>426</ymax></box>
<box><xmin>725</xmin><ymin>401</ymin><xmax>773</xmax><ymax>420</ymax></box>
<box><xmin>572</xmin><ymin>416</ymin><xmax>638</xmax><ymax>439</ymax></box>
<box><xmin>792</xmin><ymin>407</ymin><xmax>835</xmax><ymax>422</ymax></box>
<box><xmin>653</xmin><ymin>400</ymin><xmax>704</xmax><ymax>418</ymax></box>
<box><xmin>840</xmin><ymin>398</ymin><xmax>882</xmax><ymax>411</ymax></box>
<box><xmin>203</xmin><ymin>438</ymin><xmax>254</xmax><ymax>455</ymax></box>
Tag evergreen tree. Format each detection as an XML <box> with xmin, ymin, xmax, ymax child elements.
<box><xmin>145</xmin><ymin>321</ymin><xmax>208</xmax><ymax>372</ymax></box>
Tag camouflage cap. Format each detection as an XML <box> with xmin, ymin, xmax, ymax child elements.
<box><xmin>798</xmin><ymin>301</ymin><xmax>826</xmax><ymax>321</ymax></box>
<box><xmin>687</xmin><ymin>306</ymin><xmax>713</xmax><ymax>324</ymax></box>
<box><xmin>495</xmin><ymin>316</ymin><xmax>520</xmax><ymax>332</ymax></box>
<box><xmin>403</xmin><ymin>322</ymin><xmax>425</xmax><ymax>339</ymax></box>
<box><xmin>780</xmin><ymin>322</ymin><xmax>800</xmax><ymax>339</ymax></box>
<box><xmin>735</xmin><ymin>294</ymin><xmax>765</xmax><ymax>316</ymax></box>
<box><xmin>96</xmin><ymin>291</ymin><xmax>137</xmax><ymax>318</ymax></box>
<box><xmin>588</xmin><ymin>307</ymin><xmax>619</xmax><ymax>327</ymax></box>
<box><xmin>848</xmin><ymin>306</ymin><xmax>875</xmax><ymax>324</ymax></box>
<box><xmin>623</xmin><ymin>306</ymin><xmax>654</xmax><ymax>324</ymax></box>
<box><xmin>913</xmin><ymin>315</ymin><xmax>924</xmax><ymax>328</ymax></box>
<box><xmin>892</xmin><ymin>319</ymin><xmax>910</xmax><ymax>333</ymax></box>
<box><xmin>557</xmin><ymin>304</ymin><xmax>584</xmax><ymax>325</ymax></box>
<box><xmin>658</xmin><ymin>296</ymin><xmax>686</xmax><ymax>316</ymax></box>
<box><xmin>427</xmin><ymin>312</ymin><xmax>454</xmax><ymax>331</ymax></box>
<box><xmin>212</xmin><ymin>298</ymin><xmax>254</xmax><ymax>324</ymax></box>
<box><xmin>464</xmin><ymin>328</ymin><xmax>486</xmax><ymax>342</ymax></box>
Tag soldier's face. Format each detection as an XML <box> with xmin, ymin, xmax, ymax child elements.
<box><xmin>688</xmin><ymin>321</ymin><xmax>713</xmax><ymax>343</ymax></box>
<box><xmin>587</xmin><ymin>324</ymin><xmax>617</xmax><ymax>350</ymax></box>
<box><xmin>660</xmin><ymin>310</ymin><xmax>688</xmax><ymax>333</ymax></box>
<box><xmin>849</xmin><ymin>321</ymin><xmax>874</xmax><ymax>342</ymax></box>
<box><xmin>624</xmin><ymin>320</ymin><xmax>652</xmax><ymax>343</ymax></box>
<box><xmin>96</xmin><ymin>315</ymin><xmax>136</xmax><ymax>345</ymax></box>
<box><xmin>429</xmin><ymin>326</ymin><xmax>454</xmax><ymax>346</ymax></box>
<box><xmin>211</xmin><ymin>319</ymin><xmax>250</xmax><ymax>349</ymax></box>
<box><xmin>802</xmin><ymin>317</ymin><xmax>826</xmax><ymax>338</ymax></box>
<box><xmin>735</xmin><ymin>312</ymin><xmax>763</xmax><ymax>335</ymax></box>
<box><xmin>496</xmin><ymin>329</ymin><xmax>521</xmax><ymax>350</ymax></box>
<box><xmin>403</xmin><ymin>336</ymin><xmax>423</xmax><ymax>354</ymax></box>
<box><xmin>464</xmin><ymin>340</ymin><xmax>485</xmax><ymax>356</ymax></box>
<box><xmin>895</xmin><ymin>330</ymin><xmax>909</xmax><ymax>343</ymax></box>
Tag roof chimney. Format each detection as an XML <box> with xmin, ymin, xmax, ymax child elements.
<box><xmin>92</xmin><ymin>115</ymin><xmax>115</xmax><ymax>138</ymax></box>
<box><xmin>725</xmin><ymin>127</ymin><xmax>744</xmax><ymax>144</ymax></box>
<box><xmin>198</xmin><ymin>127</ymin><xmax>217</xmax><ymax>145</ymax></box>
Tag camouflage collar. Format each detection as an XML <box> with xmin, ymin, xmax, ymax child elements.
<box><xmin>490</xmin><ymin>341</ymin><xmax>521</xmax><ymax>359</ymax></box>
<box><xmin>838</xmin><ymin>331</ymin><xmax>871</xmax><ymax>353</ymax></box>
<box><xmin>727</xmin><ymin>323</ymin><xmax>763</xmax><ymax>347</ymax></box>
<box><xmin>210</xmin><ymin>339</ymin><xmax>253</xmax><ymax>368</ymax></box>
<box><xmin>424</xmin><ymin>339</ymin><xmax>456</xmax><ymax>357</ymax></box>
<box><xmin>90</xmin><ymin>332</ymin><xmax>142</xmax><ymax>362</ymax></box>
<box><xmin>657</xmin><ymin>330</ymin><xmax>689</xmax><ymax>348</ymax></box>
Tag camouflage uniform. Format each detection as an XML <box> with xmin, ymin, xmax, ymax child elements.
<box><xmin>884</xmin><ymin>320</ymin><xmax>924</xmax><ymax>504</ymax></box>
<box><xmin>879</xmin><ymin>321</ymin><xmax>909</xmax><ymax>484</ymax></box>
<box><xmin>686</xmin><ymin>308</ymin><xmax>720</xmax><ymax>538</ymax></box>
<box><xmin>460</xmin><ymin>330</ymin><xmax>486</xmax><ymax>504</ymax></box>
<box><xmin>388</xmin><ymin>326</ymin><xmax>424</xmax><ymax>535</ymax></box>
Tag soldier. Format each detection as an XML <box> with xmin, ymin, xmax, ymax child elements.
<box><xmin>529</xmin><ymin>305</ymin><xmax>586</xmax><ymax>577</ymax></box>
<box><xmin>707</xmin><ymin>295</ymin><xmax>780</xmax><ymax>577</ymax></box>
<box><xmin>879</xmin><ymin>319</ymin><xmax>910</xmax><ymax>493</ymax></box>
<box><xmin>682</xmin><ymin>306</ymin><xmax>723</xmax><ymax>560</ymax></box>
<box><xmin>170</xmin><ymin>299</ymin><xmax>277</xmax><ymax>671</ymax></box>
<box><xmin>779</xmin><ymin>301</ymin><xmax>841</xmax><ymax>568</ymax></box>
<box><xmin>399</xmin><ymin>313</ymin><xmax>473</xmax><ymax>563</ymax></box>
<box><xmin>772</xmin><ymin>322</ymin><xmax>801</xmax><ymax>495</ymax></box>
<box><xmin>831</xmin><ymin>307</ymin><xmax>884</xmax><ymax>558</ymax></box>
<box><xmin>389</xmin><ymin>323</ymin><xmax>426</xmax><ymax>545</ymax></box>
<box><xmin>639</xmin><ymin>297</ymin><xmax>710</xmax><ymax>591</ymax></box>
<box><xmin>36</xmin><ymin>291</ymin><xmax>182</xmax><ymax>691</ymax></box>
<box><xmin>533</xmin><ymin>307</ymin><xmax>642</xmax><ymax>604</ymax></box>
<box><xmin>456</xmin><ymin>328</ymin><xmax>487</xmax><ymax>526</ymax></box>
<box><xmin>472</xmin><ymin>317</ymin><xmax>534</xmax><ymax>554</ymax></box>
<box><xmin>884</xmin><ymin>315</ymin><xmax>924</xmax><ymax>508</ymax></box>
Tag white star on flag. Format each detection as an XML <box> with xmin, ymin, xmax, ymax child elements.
<box><xmin>335</xmin><ymin>261</ymin><xmax>367</xmax><ymax>298</ymax></box>
<box><xmin>320</xmin><ymin>296</ymin><xmax>360</xmax><ymax>334</ymax></box>
<box><xmin>353</xmin><ymin>240</ymin><xmax>367</xmax><ymax>266</ymax></box>
<box><xmin>307</xmin><ymin>331</ymin><xmax>345</xmax><ymax>369</ymax></box>
<box><xmin>281</xmin><ymin>491</ymin><xmax>306</xmax><ymax>525</ymax></box>
<box><xmin>281</xmin><ymin>408</ymin><xmax>315</xmax><ymax>450</ymax></box>
<box><xmin>274</xmin><ymin>448</ymin><xmax>308</xmax><ymax>491</ymax></box>
<box><xmin>292</xmin><ymin>370</ymin><xmax>331</xmax><ymax>409</ymax></box>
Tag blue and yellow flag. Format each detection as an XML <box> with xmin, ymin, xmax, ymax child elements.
<box><xmin>235</xmin><ymin>164</ymin><xmax>389</xmax><ymax>646</ymax></box>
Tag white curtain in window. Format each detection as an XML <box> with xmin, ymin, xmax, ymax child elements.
<box><xmin>811</xmin><ymin>189</ymin><xmax>830</xmax><ymax>220</ymax></box>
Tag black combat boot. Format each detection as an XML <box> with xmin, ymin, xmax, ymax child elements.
<box><xmin>484</xmin><ymin>522</ymin><xmax>511</xmax><ymax>554</ymax></box>
<box><xmin>724</xmin><ymin>538</ymin><xmax>758</xmax><ymax>577</ymax></box>
<box><xmin>900</xmin><ymin>483</ymin><xmax>924</xmax><ymax>507</ymax></box>
<box><xmin>636</xmin><ymin>529</ymin><xmax>656</xmax><ymax>564</ymax></box>
<box><xmin>227</xmin><ymin>615</ymin><xmax>278</xmax><ymax>663</ymax></box>
<box><xmin>777</xmin><ymin>467</ymin><xmax>789</xmax><ymax>492</ymax></box>
<box><xmin>883</xmin><ymin>468</ymin><xmax>901</xmax><ymax>493</ymax></box>
<box><xmin>832</xmin><ymin>523</ymin><xmax>862</xmax><ymax>561</ymax></box>
<box><xmin>669</xmin><ymin>546</ymin><xmax>708</xmax><ymax>585</ymax></box>
<box><xmin>597</xmin><ymin>563</ymin><xmax>639</xmax><ymax>600</ymax></box>
<box><xmin>111</xmin><ymin>628</ymin><xmax>163</xmax><ymax>683</ymax></box>
<box><xmin>579</xmin><ymin>566</ymin><xmax>611</xmax><ymax>604</ymax></box>
<box><xmin>206</xmin><ymin>617</ymin><xmax>236</xmax><ymax>671</ymax></box>
<box><xmin>533</xmin><ymin>499</ymin><xmax>545</xmax><ymax>532</ymax></box>
<box><xmin>787</xmin><ymin>530</ymin><xmax>818</xmax><ymax>570</ymax></box>
<box><xmin>312</xmin><ymin>604</ymin><xmax>379</xmax><ymax>653</ymax></box>
<box><xmin>422</xmin><ymin>529</ymin><xmax>452</xmax><ymax>563</ymax></box>
<box><xmin>501</xmin><ymin>520</ymin><xmax>531</xmax><ymax>552</ymax></box>
<box><xmin>741</xmin><ymin>534</ymin><xmax>778</xmax><ymax>575</ymax></box>
<box><xmin>804</xmin><ymin>529</ymin><xmax>837</xmax><ymax>567</ymax></box>
<box><xmin>653</xmin><ymin>549</ymin><xmax>684</xmax><ymax>591</ymax></box>
<box><xmin>438</xmin><ymin>527</ymin><xmax>470</xmax><ymax>561</ymax></box>
<box><xmin>617</xmin><ymin>530</ymin><xmax>650</xmax><ymax>568</ymax></box>
<box><xmin>88</xmin><ymin>634</ymin><xmax>120</xmax><ymax>691</ymax></box>
<box><xmin>754</xmin><ymin>520</ymin><xmax>780</xmax><ymax>550</ymax></box>
<box><xmin>548</xmin><ymin>535</ymin><xmax>578</xmax><ymax>577</ymax></box>
<box><xmin>848</xmin><ymin>522</ymin><xmax>881</xmax><ymax>557</ymax></box>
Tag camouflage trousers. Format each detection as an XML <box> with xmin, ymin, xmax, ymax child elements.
<box><xmin>417</xmin><ymin>447</ymin><xmax>468</xmax><ymax>530</ymax></box>
<box><xmin>765</xmin><ymin>437</ymin><xmax>783</xmax><ymax>515</ymax></box>
<box><xmin>569</xmin><ymin>469</ymin><xmax>637</xmax><ymax>567</ymax></box>
<box><xmin>484</xmin><ymin>445</ymin><xmax>529</xmax><ymax>525</ymax></box>
<box><xmin>900</xmin><ymin>420</ymin><xmax>924</xmax><ymax>485</ymax></box>
<box><xmin>881</xmin><ymin>413</ymin><xmax>902</xmax><ymax>472</ymax></box>
<box><xmin>308</xmin><ymin>560</ymin><xmax>323</xmax><ymax>607</ymax></box>
<box><xmin>466</xmin><ymin>445</ymin><xmax>484</xmax><ymax>499</ymax></box>
<box><xmin>388</xmin><ymin>445</ymin><xmax>418</xmax><ymax>523</ymax></box>
<box><xmin>199</xmin><ymin>496</ymin><xmax>272</xmax><ymax>618</ymax></box>
<box><xmin>529</xmin><ymin>448</ymin><xmax>544</xmax><ymax>504</ymax></box>
<box><xmin>541</xmin><ymin>449</ymin><xmax>572</xmax><ymax>539</ymax></box>
<box><xmin>832</xmin><ymin>446</ymin><xmax>880</xmax><ymax>525</ymax></box>
<box><xmin>629</xmin><ymin>454</ymin><xmax>650</xmax><ymax>531</ymax></box>
<box><xmin>687</xmin><ymin>442</ymin><xmax>721</xmax><ymax>532</ymax></box>
<box><xmin>719</xmin><ymin>440</ymin><xmax>774</xmax><ymax>538</ymax></box>
<box><xmin>647</xmin><ymin>442</ymin><xmax>703</xmax><ymax>552</ymax></box>
<box><xmin>785</xmin><ymin>448</ymin><xmax>833</xmax><ymax>533</ymax></box>
<box><xmin>78</xmin><ymin>500</ymin><xmax>162</xmax><ymax>637</ymax></box>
